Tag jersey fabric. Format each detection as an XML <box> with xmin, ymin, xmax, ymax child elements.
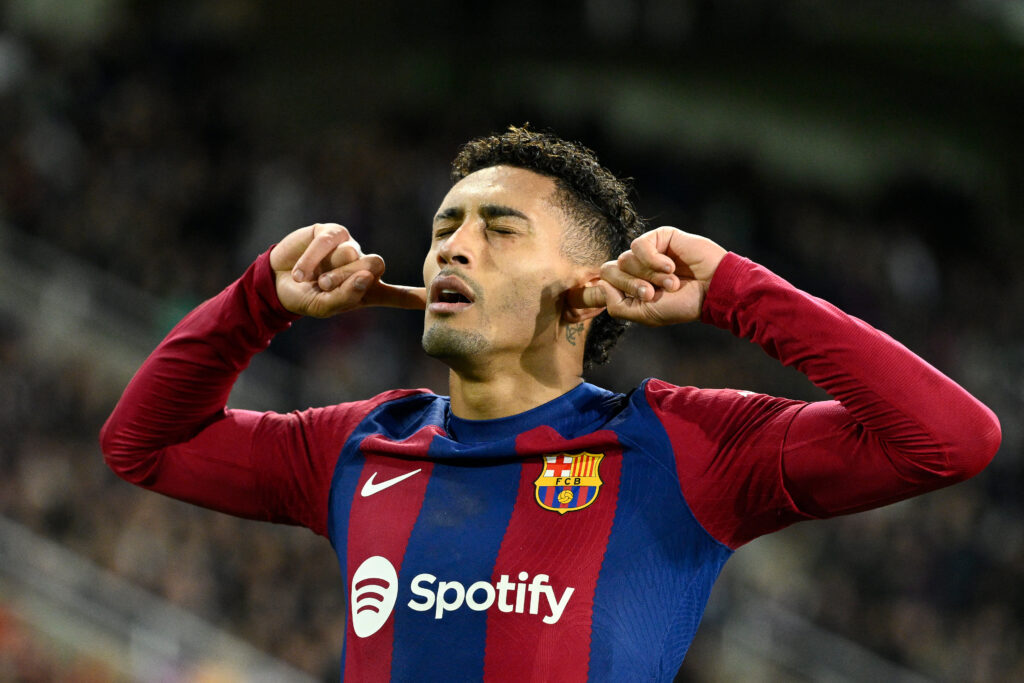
<box><xmin>100</xmin><ymin>250</ymin><xmax>1001</xmax><ymax>682</ymax></box>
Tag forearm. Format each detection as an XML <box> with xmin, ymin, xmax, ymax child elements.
<box><xmin>99</xmin><ymin>250</ymin><xmax>298</xmax><ymax>478</ymax></box>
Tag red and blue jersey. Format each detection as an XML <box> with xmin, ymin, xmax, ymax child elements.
<box><xmin>330</xmin><ymin>382</ymin><xmax>733</xmax><ymax>681</ymax></box>
<box><xmin>100</xmin><ymin>250</ymin><xmax>1001</xmax><ymax>682</ymax></box>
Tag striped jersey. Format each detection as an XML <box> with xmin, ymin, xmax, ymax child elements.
<box><xmin>100</xmin><ymin>250</ymin><xmax>1001</xmax><ymax>682</ymax></box>
<box><xmin>331</xmin><ymin>381</ymin><xmax>732</xmax><ymax>680</ymax></box>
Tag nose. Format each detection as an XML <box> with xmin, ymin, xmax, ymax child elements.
<box><xmin>437</xmin><ymin>223</ymin><xmax>474</xmax><ymax>267</ymax></box>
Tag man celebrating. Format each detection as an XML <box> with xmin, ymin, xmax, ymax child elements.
<box><xmin>101</xmin><ymin>126</ymin><xmax>1000</xmax><ymax>681</ymax></box>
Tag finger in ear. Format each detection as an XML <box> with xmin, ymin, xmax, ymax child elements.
<box><xmin>564</xmin><ymin>282</ymin><xmax>610</xmax><ymax>323</ymax></box>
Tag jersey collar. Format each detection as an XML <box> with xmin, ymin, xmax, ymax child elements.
<box><xmin>446</xmin><ymin>382</ymin><xmax>623</xmax><ymax>444</ymax></box>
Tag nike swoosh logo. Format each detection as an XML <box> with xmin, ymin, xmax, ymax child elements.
<box><xmin>360</xmin><ymin>469</ymin><xmax>423</xmax><ymax>497</ymax></box>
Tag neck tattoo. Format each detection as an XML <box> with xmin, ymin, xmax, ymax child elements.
<box><xmin>566</xmin><ymin>323</ymin><xmax>584</xmax><ymax>346</ymax></box>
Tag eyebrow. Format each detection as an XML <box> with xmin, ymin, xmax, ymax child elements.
<box><xmin>433</xmin><ymin>204</ymin><xmax>529</xmax><ymax>223</ymax></box>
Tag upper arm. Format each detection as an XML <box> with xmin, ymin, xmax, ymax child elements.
<box><xmin>103</xmin><ymin>405</ymin><xmax>342</xmax><ymax>535</ymax></box>
<box><xmin>780</xmin><ymin>398</ymin><xmax>992</xmax><ymax>519</ymax></box>
<box><xmin>102</xmin><ymin>390</ymin><xmax>425</xmax><ymax>536</ymax></box>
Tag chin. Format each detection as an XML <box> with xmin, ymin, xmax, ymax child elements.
<box><xmin>421</xmin><ymin>324</ymin><xmax>489</xmax><ymax>360</ymax></box>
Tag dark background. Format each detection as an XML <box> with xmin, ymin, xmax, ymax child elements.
<box><xmin>0</xmin><ymin>1</ymin><xmax>1021</xmax><ymax>680</ymax></box>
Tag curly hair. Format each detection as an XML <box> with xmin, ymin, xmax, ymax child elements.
<box><xmin>450</xmin><ymin>125</ymin><xmax>646</xmax><ymax>369</ymax></box>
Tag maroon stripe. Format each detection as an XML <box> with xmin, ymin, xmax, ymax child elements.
<box><xmin>343</xmin><ymin>426</ymin><xmax>440</xmax><ymax>682</ymax></box>
<box><xmin>484</xmin><ymin>429</ymin><xmax>621</xmax><ymax>682</ymax></box>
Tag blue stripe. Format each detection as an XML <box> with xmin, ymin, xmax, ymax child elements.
<box><xmin>326</xmin><ymin>394</ymin><xmax>449</xmax><ymax>677</ymax></box>
<box><xmin>391</xmin><ymin>440</ymin><xmax>521</xmax><ymax>679</ymax></box>
<box><xmin>587</xmin><ymin>386</ymin><xmax>732</xmax><ymax>682</ymax></box>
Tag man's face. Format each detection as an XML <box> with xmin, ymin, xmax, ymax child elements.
<box><xmin>421</xmin><ymin>165</ymin><xmax>585</xmax><ymax>367</ymax></box>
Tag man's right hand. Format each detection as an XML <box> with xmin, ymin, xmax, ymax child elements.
<box><xmin>269</xmin><ymin>223</ymin><xmax>426</xmax><ymax>318</ymax></box>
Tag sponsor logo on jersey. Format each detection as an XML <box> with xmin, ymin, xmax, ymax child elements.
<box><xmin>351</xmin><ymin>555</ymin><xmax>400</xmax><ymax>638</ymax></box>
<box><xmin>360</xmin><ymin>468</ymin><xmax>422</xmax><ymax>497</ymax></box>
<box><xmin>350</xmin><ymin>557</ymin><xmax>575</xmax><ymax>636</ymax></box>
<box><xmin>534</xmin><ymin>452</ymin><xmax>604</xmax><ymax>514</ymax></box>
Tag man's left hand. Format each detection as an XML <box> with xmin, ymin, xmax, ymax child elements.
<box><xmin>581</xmin><ymin>227</ymin><xmax>727</xmax><ymax>327</ymax></box>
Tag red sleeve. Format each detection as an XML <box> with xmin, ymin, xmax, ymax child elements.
<box><xmin>647</xmin><ymin>252</ymin><xmax>1001</xmax><ymax>549</ymax></box>
<box><xmin>98</xmin><ymin>249</ymin><xmax>422</xmax><ymax>537</ymax></box>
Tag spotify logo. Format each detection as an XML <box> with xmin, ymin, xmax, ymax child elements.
<box><xmin>351</xmin><ymin>556</ymin><xmax>399</xmax><ymax>638</ymax></box>
<box><xmin>350</xmin><ymin>555</ymin><xmax>576</xmax><ymax>638</ymax></box>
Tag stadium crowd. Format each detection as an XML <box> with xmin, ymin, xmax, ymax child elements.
<box><xmin>1</xmin><ymin>4</ymin><xmax>1021</xmax><ymax>681</ymax></box>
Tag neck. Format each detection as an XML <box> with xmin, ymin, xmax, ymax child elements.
<box><xmin>447</xmin><ymin>360</ymin><xmax>584</xmax><ymax>420</ymax></box>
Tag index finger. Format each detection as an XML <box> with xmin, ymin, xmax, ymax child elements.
<box><xmin>567</xmin><ymin>283</ymin><xmax>608</xmax><ymax>309</ymax></box>
<box><xmin>365</xmin><ymin>283</ymin><xmax>427</xmax><ymax>310</ymax></box>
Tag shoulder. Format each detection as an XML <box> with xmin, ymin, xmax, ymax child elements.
<box><xmin>358</xmin><ymin>388</ymin><xmax>442</xmax><ymax>410</ymax></box>
<box><xmin>315</xmin><ymin>388</ymin><xmax>441</xmax><ymax>414</ymax></box>
<box><xmin>640</xmin><ymin>378</ymin><xmax>768</xmax><ymax>411</ymax></box>
<box><xmin>322</xmin><ymin>387</ymin><xmax>443</xmax><ymax>418</ymax></box>
<box><xmin>637</xmin><ymin>378</ymin><xmax>803</xmax><ymax>433</ymax></box>
<box><xmin>260</xmin><ymin>388</ymin><xmax>445</xmax><ymax>439</ymax></box>
<box><xmin>320</xmin><ymin>388</ymin><xmax>447</xmax><ymax>441</ymax></box>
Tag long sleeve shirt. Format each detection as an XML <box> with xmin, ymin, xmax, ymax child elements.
<box><xmin>100</xmin><ymin>251</ymin><xmax>1001</xmax><ymax>681</ymax></box>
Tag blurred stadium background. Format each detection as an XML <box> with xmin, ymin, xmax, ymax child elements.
<box><xmin>0</xmin><ymin>0</ymin><xmax>1022</xmax><ymax>680</ymax></box>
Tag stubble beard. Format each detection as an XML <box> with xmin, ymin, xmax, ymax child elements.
<box><xmin>421</xmin><ymin>322</ymin><xmax>489</xmax><ymax>361</ymax></box>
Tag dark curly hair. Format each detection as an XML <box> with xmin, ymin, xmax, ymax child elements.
<box><xmin>450</xmin><ymin>125</ymin><xmax>646</xmax><ymax>369</ymax></box>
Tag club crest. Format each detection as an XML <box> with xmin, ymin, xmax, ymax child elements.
<box><xmin>534</xmin><ymin>452</ymin><xmax>604</xmax><ymax>514</ymax></box>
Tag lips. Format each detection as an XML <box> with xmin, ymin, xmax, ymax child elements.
<box><xmin>428</xmin><ymin>274</ymin><xmax>477</xmax><ymax>314</ymax></box>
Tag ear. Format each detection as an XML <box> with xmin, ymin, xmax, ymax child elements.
<box><xmin>563</xmin><ymin>275</ymin><xmax>607</xmax><ymax>324</ymax></box>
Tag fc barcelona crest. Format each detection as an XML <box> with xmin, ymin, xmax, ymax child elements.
<box><xmin>534</xmin><ymin>452</ymin><xmax>604</xmax><ymax>514</ymax></box>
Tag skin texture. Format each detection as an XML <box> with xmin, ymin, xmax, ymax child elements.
<box><xmin>421</xmin><ymin>167</ymin><xmax>605</xmax><ymax>417</ymax></box>
<box><xmin>268</xmin><ymin>165</ymin><xmax>727</xmax><ymax>419</ymax></box>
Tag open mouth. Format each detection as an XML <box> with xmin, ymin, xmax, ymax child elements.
<box><xmin>428</xmin><ymin>275</ymin><xmax>476</xmax><ymax>314</ymax></box>
<box><xmin>437</xmin><ymin>289</ymin><xmax>472</xmax><ymax>305</ymax></box>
